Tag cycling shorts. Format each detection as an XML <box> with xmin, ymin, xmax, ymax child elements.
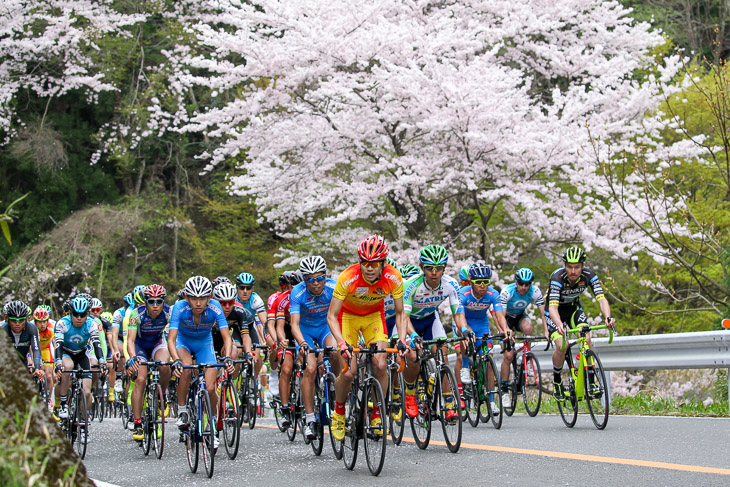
<box><xmin>339</xmin><ymin>308</ymin><xmax>387</xmax><ymax>347</ymax></box>
<box><xmin>41</xmin><ymin>347</ymin><xmax>52</xmax><ymax>364</ymax></box>
<box><xmin>411</xmin><ymin>313</ymin><xmax>446</xmax><ymax>341</ymax></box>
<box><xmin>544</xmin><ymin>305</ymin><xmax>587</xmax><ymax>334</ymax></box>
<box><xmin>62</xmin><ymin>351</ymin><xmax>92</xmax><ymax>379</ymax></box>
<box><xmin>506</xmin><ymin>312</ymin><xmax>530</xmax><ymax>332</ymax></box>
<box><xmin>300</xmin><ymin>324</ymin><xmax>332</xmax><ymax>350</ymax></box>
<box><xmin>468</xmin><ymin>321</ymin><xmax>492</xmax><ymax>351</ymax></box>
<box><xmin>212</xmin><ymin>326</ymin><xmax>242</xmax><ymax>355</ymax></box>
<box><xmin>134</xmin><ymin>336</ymin><xmax>167</xmax><ymax>361</ymax></box>
<box><xmin>174</xmin><ymin>332</ymin><xmax>217</xmax><ymax>365</ymax></box>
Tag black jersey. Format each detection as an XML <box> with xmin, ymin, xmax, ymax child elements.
<box><xmin>547</xmin><ymin>267</ymin><xmax>605</xmax><ymax>308</ymax></box>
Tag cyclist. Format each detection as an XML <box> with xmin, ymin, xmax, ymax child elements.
<box><xmin>234</xmin><ymin>272</ymin><xmax>268</xmax><ymax>381</ymax></box>
<box><xmin>168</xmin><ymin>276</ymin><xmax>235</xmax><ymax>450</ymax></box>
<box><xmin>125</xmin><ymin>284</ymin><xmax>173</xmax><ymax>442</ymax></box>
<box><xmin>54</xmin><ymin>296</ymin><xmax>107</xmax><ymax>440</ymax></box>
<box><xmin>88</xmin><ymin>298</ymin><xmax>113</xmax><ymax>401</ymax></box>
<box><xmin>386</xmin><ymin>264</ymin><xmax>420</xmax><ymax>340</ymax></box>
<box><xmin>327</xmin><ymin>234</ymin><xmax>409</xmax><ymax>441</ymax></box>
<box><xmin>265</xmin><ymin>272</ymin><xmax>292</xmax><ymax>400</ymax></box>
<box><xmin>457</xmin><ymin>263</ymin><xmax>508</xmax><ymax>415</ymax></box>
<box><xmin>458</xmin><ymin>264</ymin><xmax>470</xmax><ymax>287</ymax></box>
<box><xmin>547</xmin><ymin>247</ymin><xmax>616</xmax><ymax>400</ymax></box>
<box><xmin>498</xmin><ymin>267</ymin><xmax>547</xmax><ymax>403</ymax></box>
<box><xmin>402</xmin><ymin>245</ymin><xmax>467</xmax><ymax>422</ymax></box>
<box><xmin>33</xmin><ymin>306</ymin><xmax>55</xmax><ymax>406</ymax></box>
<box><xmin>1</xmin><ymin>301</ymin><xmax>43</xmax><ymax>379</ymax></box>
<box><xmin>212</xmin><ymin>281</ymin><xmax>255</xmax><ymax>377</ymax></box>
<box><xmin>289</xmin><ymin>256</ymin><xmax>341</xmax><ymax>439</ymax></box>
<box><xmin>111</xmin><ymin>292</ymin><xmax>134</xmax><ymax>398</ymax></box>
<box><xmin>272</xmin><ymin>270</ymin><xmax>303</xmax><ymax>428</ymax></box>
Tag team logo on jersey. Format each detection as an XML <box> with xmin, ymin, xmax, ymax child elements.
<box><xmin>130</xmin><ymin>317</ymin><xmax>138</xmax><ymax>326</ymax></box>
<box><xmin>374</xmin><ymin>287</ymin><xmax>385</xmax><ymax>295</ymax></box>
<box><xmin>355</xmin><ymin>287</ymin><xmax>369</xmax><ymax>295</ymax></box>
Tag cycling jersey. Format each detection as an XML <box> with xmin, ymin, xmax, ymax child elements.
<box><xmin>546</xmin><ymin>267</ymin><xmax>605</xmax><ymax>308</ymax></box>
<box><xmin>267</xmin><ymin>291</ymin><xmax>284</xmax><ymax>323</ymax></box>
<box><xmin>37</xmin><ymin>322</ymin><xmax>54</xmax><ymax>363</ymax></box>
<box><xmin>112</xmin><ymin>306</ymin><xmax>125</xmax><ymax>341</ymax></box>
<box><xmin>128</xmin><ymin>304</ymin><xmax>172</xmax><ymax>343</ymax></box>
<box><xmin>169</xmin><ymin>299</ymin><xmax>228</xmax><ymax>339</ymax></box>
<box><xmin>289</xmin><ymin>279</ymin><xmax>336</xmax><ymax>349</ymax></box>
<box><xmin>54</xmin><ymin>315</ymin><xmax>103</xmax><ymax>360</ymax></box>
<box><xmin>459</xmin><ymin>285</ymin><xmax>503</xmax><ymax>331</ymax></box>
<box><xmin>241</xmin><ymin>292</ymin><xmax>266</xmax><ymax>322</ymax></box>
<box><xmin>500</xmin><ymin>283</ymin><xmax>545</xmax><ymax>317</ymax></box>
<box><xmin>274</xmin><ymin>291</ymin><xmax>292</xmax><ymax>323</ymax></box>
<box><xmin>2</xmin><ymin>321</ymin><xmax>41</xmax><ymax>369</ymax></box>
<box><xmin>403</xmin><ymin>274</ymin><xmax>463</xmax><ymax>319</ymax></box>
<box><xmin>213</xmin><ymin>304</ymin><xmax>256</xmax><ymax>353</ymax></box>
<box><xmin>332</xmin><ymin>263</ymin><xmax>403</xmax><ymax>316</ymax></box>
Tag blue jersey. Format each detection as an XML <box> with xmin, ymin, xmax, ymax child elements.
<box><xmin>129</xmin><ymin>304</ymin><xmax>172</xmax><ymax>343</ymax></box>
<box><xmin>241</xmin><ymin>292</ymin><xmax>266</xmax><ymax>325</ymax></box>
<box><xmin>499</xmin><ymin>283</ymin><xmax>545</xmax><ymax>317</ymax></box>
<box><xmin>54</xmin><ymin>315</ymin><xmax>101</xmax><ymax>355</ymax></box>
<box><xmin>169</xmin><ymin>299</ymin><xmax>228</xmax><ymax>340</ymax></box>
<box><xmin>289</xmin><ymin>279</ymin><xmax>336</xmax><ymax>329</ymax></box>
<box><xmin>459</xmin><ymin>285</ymin><xmax>503</xmax><ymax>329</ymax></box>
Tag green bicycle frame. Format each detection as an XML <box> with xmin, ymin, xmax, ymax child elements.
<box><xmin>561</xmin><ymin>324</ymin><xmax>614</xmax><ymax>402</ymax></box>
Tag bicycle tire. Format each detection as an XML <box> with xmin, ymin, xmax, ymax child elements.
<box><xmin>89</xmin><ymin>394</ymin><xmax>97</xmax><ymax>422</ymax></box>
<box><xmin>239</xmin><ymin>372</ymin><xmax>251</xmax><ymax>426</ymax></box>
<box><xmin>248</xmin><ymin>376</ymin><xmax>258</xmax><ymax>430</ymax></box>
<box><xmin>342</xmin><ymin>390</ymin><xmax>359</xmax><ymax>471</ymax></box>
<box><xmin>98</xmin><ymin>389</ymin><xmax>106</xmax><ymax>423</ymax></box>
<box><xmin>311</xmin><ymin>377</ymin><xmax>323</xmax><ymax>456</ymax></box>
<box><xmin>142</xmin><ymin>388</ymin><xmax>152</xmax><ymax>456</ymax></box>
<box><xmin>410</xmin><ymin>370</ymin><xmax>432</xmax><ymax>450</ymax></box>
<box><xmin>272</xmin><ymin>398</ymin><xmax>286</xmax><ymax>432</ymax></box>
<box><xmin>477</xmin><ymin>358</ymin><xmax>491</xmax><ymax>424</ymax></box>
<box><xmin>285</xmin><ymin>403</ymin><xmax>297</xmax><ymax>441</ymax></box>
<box><xmin>523</xmin><ymin>351</ymin><xmax>542</xmax><ymax>417</ymax></box>
<box><xmin>200</xmin><ymin>391</ymin><xmax>216</xmax><ymax>479</ymax></box>
<box><xmin>363</xmin><ymin>378</ymin><xmax>387</xmax><ymax>476</ymax></box>
<box><xmin>585</xmin><ymin>349</ymin><xmax>609</xmax><ymax>430</ymax></box>
<box><xmin>438</xmin><ymin>366</ymin><xmax>462</xmax><ymax>453</ymax></box>
<box><xmin>503</xmin><ymin>361</ymin><xmax>518</xmax><ymax>417</ymax></box>
<box><xmin>389</xmin><ymin>369</ymin><xmax>406</xmax><ymax>446</ymax></box>
<box><xmin>557</xmin><ymin>364</ymin><xmax>578</xmax><ymax>428</ymax></box>
<box><xmin>74</xmin><ymin>389</ymin><xmax>88</xmax><ymax>460</ymax></box>
<box><xmin>222</xmin><ymin>380</ymin><xmax>241</xmax><ymax>460</ymax></box>
<box><xmin>485</xmin><ymin>355</ymin><xmax>503</xmax><ymax>429</ymax></box>
<box><xmin>325</xmin><ymin>373</ymin><xmax>343</xmax><ymax>460</ymax></box>
<box><xmin>152</xmin><ymin>383</ymin><xmax>165</xmax><ymax>459</ymax></box>
<box><xmin>186</xmin><ymin>394</ymin><xmax>199</xmax><ymax>473</ymax></box>
<box><xmin>465</xmin><ymin>375</ymin><xmax>480</xmax><ymax>428</ymax></box>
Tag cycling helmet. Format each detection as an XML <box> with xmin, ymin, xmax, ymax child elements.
<box><xmin>38</xmin><ymin>304</ymin><xmax>52</xmax><ymax>315</ymax></box>
<box><xmin>515</xmin><ymin>267</ymin><xmax>534</xmax><ymax>284</ymax></box>
<box><xmin>288</xmin><ymin>270</ymin><xmax>304</xmax><ymax>285</ymax></box>
<box><xmin>176</xmin><ymin>289</ymin><xmax>185</xmax><ymax>301</ymax></box>
<box><xmin>5</xmin><ymin>300</ymin><xmax>29</xmax><ymax>319</ymax></box>
<box><xmin>132</xmin><ymin>285</ymin><xmax>146</xmax><ymax>305</ymax></box>
<box><xmin>357</xmin><ymin>234</ymin><xmax>389</xmax><ymax>261</ymax></box>
<box><xmin>124</xmin><ymin>293</ymin><xmax>134</xmax><ymax>307</ymax></box>
<box><xmin>101</xmin><ymin>311</ymin><xmax>114</xmax><ymax>322</ymax></box>
<box><xmin>458</xmin><ymin>265</ymin><xmax>470</xmax><ymax>282</ymax></box>
<box><xmin>213</xmin><ymin>282</ymin><xmax>238</xmax><ymax>301</ymax></box>
<box><xmin>212</xmin><ymin>276</ymin><xmax>231</xmax><ymax>287</ymax></box>
<box><xmin>563</xmin><ymin>246</ymin><xmax>587</xmax><ymax>263</ymax></box>
<box><xmin>299</xmin><ymin>256</ymin><xmax>327</xmax><ymax>275</ymax></box>
<box><xmin>235</xmin><ymin>272</ymin><xmax>255</xmax><ymax>286</ymax></box>
<box><xmin>386</xmin><ymin>257</ymin><xmax>398</xmax><ymax>268</ymax></box>
<box><xmin>70</xmin><ymin>296</ymin><xmax>90</xmax><ymax>314</ymax></box>
<box><xmin>419</xmin><ymin>245</ymin><xmax>448</xmax><ymax>266</ymax></box>
<box><xmin>90</xmin><ymin>298</ymin><xmax>103</xmax><ymax>309</ymax></box>
<box><xmin>468</xmin><ymin>263</ymin><xmax>492</xmax><ymax>280</ymax></box>
<box><xmin>399</xmin><ymin>264</ymin><xmax>420</xmax><ymax>278</ymax></box>
<box><xmin>144</xmin><ymin>284</ymin><xmax>167</xmax><ymax>299</ymax></box>
<box><xmin>33</xmin><ymin>306</ymin><xmax>50</xmax><ymax>321</ymax></box>
<box><xmin>62</xmin><ymin>300</ymin><xmax>71</xmax><ymax>313</ymax></box>
<box><xmin>183</xmin><ymin>276</ymin><xmax>213</xmax><ymax>298</ymax></box>
<box><xmin>278</xmin><ymin>272</ymin><xmax>290</xmax><ymax>286</ymax></box>
<box><xmin>76</xmin><ymin>292</ymin><xmax>93</xmax><ymax>303</ymax></box>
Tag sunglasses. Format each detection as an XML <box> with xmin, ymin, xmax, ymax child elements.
<box><xmin>7</xmin><ymin>316</ymin><xmax>26</xmax><ymax>322</ymax></box>
<box><xmin>91</xmin><ymin>307</ymin><xmax>102</xmax><ymax>313</ymax></box>
<box><xmin>237</xmin><ymin>285</ymin><xmax>253</xmax><ymax>291</ymax></box>
<box><xmin>516</xmin><ymin>279</ymin><xmax>532</xmax><ymax>287</ymax></box>
<box><xmin>423</xmin><ymin>265</ymin><xmax>446</xmax><ymax>272</ymax></box>
<box><xmin>471</xmin><ymin>279</ymin><xmax>491</xmax><ymax>286</ymax></box>
<box><xmin>305</xmin><ymin>275</ymin><xmax>326</xmax><ymax>283</ymax></box>
<box><xmin>146</xmin><ymin>298</ymin><xmax>165</xmax><ymax>306</ymax></box>
<box><xmin>360</xmin><ymin>260</ymin><xmax>383</xmax><ymax>268</ymax></box>
<box><xmin>71</xmin><ymin>311</ymin><xmax>88</xmax><ymax>318</ymax></box>
<box><xmin>219</xmin><ymin>300</ymin><xmax>235</xmax><ymax>307</ymax></box>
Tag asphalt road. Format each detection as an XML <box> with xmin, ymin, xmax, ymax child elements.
<box><xmin>84</xmin><ymin>411</ymin><xmax>730</xmax><ymax>486</ymax></box>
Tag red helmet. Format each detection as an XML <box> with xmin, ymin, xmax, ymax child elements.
<box><xmin>144</xmin><ymin>284</ymin><xmax>167</xmax><ymax>299</ymax></box>
<box><xmin>357</xmin><ymin>234</ymin><xmax>389</xmax><ymax>261</ymax></box>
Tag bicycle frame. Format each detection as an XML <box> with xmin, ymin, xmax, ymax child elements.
<box><xmin>561</xmin><ymin>324</ymin><xmax>614</xmax><ymax>402</ymax></box>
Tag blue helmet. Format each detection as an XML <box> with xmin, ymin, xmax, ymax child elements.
<box><xmin>458</xmin><ymin>265</ymin><xmax>470</xmax><ymax>281</ymax></box>
<box><xmin>468</xmin><ymin>263</ymin><xmax>492</xmax><ymax>280</ymax></box>
<box><xmin>515</xmin><ymin>267</ymin><xmax>534</xmax><ymax>284</ymax></box>
<box><xmin>132</xmin><ymin>285</ymin><xmax>146</xmax><ymax>305</ymax></box>
<box><xmin>235</xmin><ymin>272</ymin><xmax>255</xmax><ymax>286</ymax></box>
<box><xmin>70</xmin><ymin>296</ymin><xmax>90</xmax><ymax>314</ymax></box>
<box><xmin>398</xmin><ymin>264</ymin><xmax>420</xmax><ymax>279</ymax></box>
<box><xmin>124</xmin><ymin>292</ymin><xmax>134</xmax><ymax>307</ymax></box>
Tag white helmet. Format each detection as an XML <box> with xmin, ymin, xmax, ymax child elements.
<box><xmin>90</xmin><ymin>298</ymin><xmax>103</xmax><ymax>309</ymax></box>
<box><xmin>184</xmin><ymin>276</ymin><xmax>213</xmax><ymax>298</ymax></box>
<box><xmin>213</xmin><ymin>282</ymin><xmax>237</xmax><ymax>301</ymax></box>
<box><xmin>299</xmin><ymin>255</ymin><xmax>327</xmax><ymax>276</ymax></box>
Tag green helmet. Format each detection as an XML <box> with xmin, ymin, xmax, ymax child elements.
<box><xmin>386</xmin><ymin>257</ymin><xmax>398</xmax><ymax>268</ymax></box>
<box><xmin>459</xmin><ymin>265</ymin><xmax>470</xmax><ymax>281</ymax></box>
<box><xmin>563</xmin><ymin>246</ymin><xmax>586</xmax><ymax>264</ymax></box>
<box><xmin>419</xmin><ymin>245</ymin><xmax>448</xmax><ymax>266</ymax></box>
<box><xmin>398</xmin><ymin>264</ymin><xmax>420</xmax><ymax>278</ymax></box>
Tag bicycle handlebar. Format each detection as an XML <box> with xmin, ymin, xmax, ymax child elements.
<box><xmin>341</xmin><ymin>348</ymin><xmax>403</xmax><ymax>374</ymax></box>
<box><xmin>560</xmin><ymin>321</ymin><xmax>615</xmax><ymax>350</ymax></box>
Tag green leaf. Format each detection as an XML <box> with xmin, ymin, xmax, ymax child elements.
<box><xmin>4</xmin><ymin>192</ymin><xmax>29</xmax><ymax>214</ymax></box>
<box><xmin>1</xmin><ymin>220</ymin><xmax>11</xmax><ymax>245</ymax></box>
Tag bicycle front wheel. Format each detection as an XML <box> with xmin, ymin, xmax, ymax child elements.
<box><xmin>152</xmin><ymin>384</ymin><xmax>165</xmax><ymax>459</ymax></box>
<box><xmin>248</xmin><ymin>376</ymin><xmax>259</xmax><ymax>430</ymax></box>
<box><xmin>73</xmin><ymin>390</ymin><xmax>88</xmax><ymax>460</ymax></box>
<box><xmin>523</xmin><ymin>352</ymin><xmax>542</xmax><ymax>417</ymax></box>
<box><xmin>438</xmin><ymin>366</ymin><xmax>462</xmax><ymax>453</ymax></box>
<box><xmin>557</xmin><ymin>368</ymin><xmax>578</xmax><ymax>428</ymax></box>
<box><xmin>503</xmin><ymin>361</ymin><xmax>518</xmax><ymax>417</ymax></box>
<box><xmin>465</xmin><ymin>377</ymin><xmax>480</xmax><ymax>428</ymax></box>
<box><xmin>410</xmin><ymin>373</ymin><xmax>432</xmax><ymax>449</ymax></box>
<box><xmin>186</xmin><ymin>396</ymin><xmax>199</xmax><ymax>473</ymax></box>
<box><xmin>342</xmin><ymin>391</ymin><xmax>359</xmax><ymax>471</ymax></box>
<box><xmin>363</xmin><ymin>379</ymin><xmax>387</xmax><ymax>476</ymax></box>
<box><xmin>311</xmin><ymin>379</ymin><xmax>323</xmax><ymax>456</ymax></box>
<box><xmin>221</xmin><ymin>380</ymin><xmax>241</xmax><ymax>460</ymax></box>
<box><xmin>485</xmin><ymin>356</ymin><xmax>503</xmax><ymax>429</ymax></box>
<box><xmin>325</xmin><ymin>373</ymin><xmax>343</xmax><ymax>459</ymax></box>
<box><xmin>585</xmin><ymin>349</ymin><xmax>610</xmax><ymax>430</ymax></box>
<box><xmin>200</xmin><ymin>391</ymin><xmax>216</xmax><ymax>479</ymax></box>
<box><xmin>389</xmin><ymin>369</ymin><xmax>406</xmax><ymax>446</ymax></box>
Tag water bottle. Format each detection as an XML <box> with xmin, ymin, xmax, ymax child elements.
<box><xmin>427</xmin><ymin>372</ymin><xmax>436</xmax><ymax>396</ymax></box>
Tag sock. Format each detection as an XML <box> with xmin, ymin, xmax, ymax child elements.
<box><xmin>178</xmin><ymin>405</ymin><xmax>187</xmax><ymax>415</ymax></box>
<box><xmin>553</xmin><ymin>366</ymin><xmax>562</xmax><ymax>383</ymax></box>
<box><xmin>405</xmin><ymin>379</ymin><xmax>416</xmax><ymax>393</ymax></box>
<box><xmin>134</xmin><ymin>418</ymin><xmax>142</xmax><ymax>424</ymax></box>
<box><xmin>444</xmin><ymin>393</ymin><xmax>454</xmax><ymax>408</ymax></box>
<box><xmin>60</xmin><ymin>395</ymin><xmax>67</xmax><ymax>406</ymax></box>
<box><xmin>335</xmin><ymin>401</ymin><xmax>345</xmax><ymax>416</ymax></box>
<box><xmin>461</xmin><ymin>356</ymin><xmax>469</xmax><ymax>367</ymax></box>
<box><xmin>306</xmin><ymin>412</ymin><xmax>315</xmax><ymax>423</ymax></box>
<box><xmin>458</xmin><ymin>383</ymin><xmax>463</xmax><ymax>396</ymax></box>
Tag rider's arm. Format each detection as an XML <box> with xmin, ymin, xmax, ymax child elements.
<box><xmin>326</xmin><ymin>296</ymin><xmax>345</xmax><ymax>344</ymax></box>
<box><xmin>167</xmin><ymin>329</ymin><xmax>180</xmax><ymax>361</ymax></box>
<box><xmin>89</xmin><ymin>320</ymin><xmax>105</xmax><ymax>363</ymax></box>
<box><xmin>28</xmin><ymin>324</ymin><xmax>42</xmax><ymax>370</ymax></box>
<box><xmin>537</xmin><ymin>304</ymin><xmax>548</xmax><ymax>337</ymax></box>
<box><xmin>393</xmin><ymin>296</ymin><xmax>409</xmax><ymax>341</ymax></box>
<box><xmin>289</xmin><ymin>313</ymin><xmax>306</xmax><ymax>347</ymax></box>
<box><xmin>548</xmin><ymin>304</ymin><xmax>564</xmax><ymax>333</ymax></box>
<box><xmin>127</xmin><ymin>327</ymin><xmax>138</xmax><ymax>359</ymax></box>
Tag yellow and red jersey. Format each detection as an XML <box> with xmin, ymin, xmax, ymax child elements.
<box><xmin>333</xmin><ymin>263</ymin><xmax>404</xmax><ymax>316</ymax></box>
<box><xmin>37</xmin><ymin>321</ymin><xmax>54</xmax><ymax>362</ymax></box>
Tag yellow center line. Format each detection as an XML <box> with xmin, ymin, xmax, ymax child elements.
<box><xmin>257</xmin><ymin>421</ymin><xmax>730</xmax><ymax>476</ymax></box>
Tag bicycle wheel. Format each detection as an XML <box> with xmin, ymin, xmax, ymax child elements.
<box><xmin>285</xmin><ymin>404</ymin><xmax>297</xmax><ymax>441</ymax></box>
<box><xmin>152</xmin><ymin>384</ymin><xmax>166</xmax><ymax>459</ymax></box>
<box><xmin>200</xmin><ymin>391</ymin><xmax>216</xmax><ymax>479</ymax></box>
<box><xmin>248</xmin><ymin>376</ymin><xmax>258</xmax><ymax>429</ymax></box>
<box><xmin>410</xmin><ymin>372</ymin><xmax>432</xmax><ymax>450</ymax></box>
<box><xmin>585</xmin><ymin>349</ymin><xmax>609</xmax><ymax>430</ymax></box>
<box><xmin>142</xmin><ymin>395</ymin><xmax>152</xmax><ymax>456</ymax></box>
<box><xmin>557</xmin><ymin>369</ymin><xmax>578</xmax><ymax>428</ymax></box>
<box><xmin>523</xmin><ymin>352</ymin><xmax>542</xmax><ymax>417</ymax></box>
<box><xmin>98</xmin><ymin>389</ymin><xmax>106</xmax><ymax>423</ymax></box>
<box><xmin>438</xmin><ymin>367</ymin><xmax>462</xmax><ymax>453</ymax></box>
<box><xmin>222</xmin><ymin>380</ymin><xmax>241</xmax><ymax>459</ymax></box>
<box><xmin>74</xmin><ymin>389</ymin><xmax>88</xmax><ymax>459</ymax></box>
<box><xmin>272</xmin><ymin>399</ymin><xmax>286</xmax><ymax>432</ymax></box>
<box><xmin>465</xmin><ymin>374</ymin><xmax>480</xmax><ymax>428</ymax></box>
<box><xmin>311</xmin><ymin>380</ymin><xmax>323</xmax><ymax>456</ymax></box>
<box><xmin>186</xmin><ymin>397</ymin><xmax>199</xmax><ymax>473</ymax></box>
<box><xmin>485</xmin><ymin>356</ymin><xmax>503</xmax><ymax>429</ymax></box>
<box><xmin>389</xmin><ymin>369</ymin><xmax>406</xmax><ymax>446</ymax></box>
<box><xmin>239</xmin><ymin>373</ymin><xmax>251</xmax><ymax>426</ymax></box>
<box><xmin>342</xmin><ymin>391</ymin><xmax>359</xmax><ymax>471</ymax></box>
<box><xmin>363</xmin><ymin>379</ymin><xmax>386</xmax><ymax>476</ymax></box>
<box><xmin>325</xmin><ymin>373</ymin><xmax>343</xmax><ymax>460</ymax></box>
<box><xmin>503</xmin><ymin>361</ymin><xmax>519</xmax><ymax>417</ymax></box>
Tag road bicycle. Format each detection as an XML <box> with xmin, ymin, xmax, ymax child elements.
<box><xmin>386</xmin><ymin>340</ymin><xmax>406</xmax><ymax>445</ymax></box>
<box><xmin>137</xmin><ymin>360</ymin><xmax>171</xmax><ymax>459</ymax></box>
<box><xmin>556</xmin><ymin>321</ymin><xmax>615</xmax><ymax>430</ymax></box>
<box><xmin>409</xmin><ymin>337</ymin><xmax>463</xmax><ymax>453</ymax></box>
<box><xmin>219</xmin><ymin>355</ymin><xmax>244</xmax><ymax>460</ymax></box>
<box><xmin>309</xmin><ymin>345</ymin><xmax>337</xmax><ymax>457</ymax></box>
<box><xmin>462</xmin><ymin>332</ymin><xmax>505</xmax><ymax>429</ymax></box>
<box><xmin>340</xmin><ymin>345</ymin><xmax>401</xmax><ymax>476</ymax></box>
<box><xmin>502</xmin><ymin>336</ymin><xmax>550</xmax><ymax>417</ymax></box>
<box><xmin>59</xmin><ymin>365</ymin><xmax>103</xmax><ymax>460</ymax></box>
